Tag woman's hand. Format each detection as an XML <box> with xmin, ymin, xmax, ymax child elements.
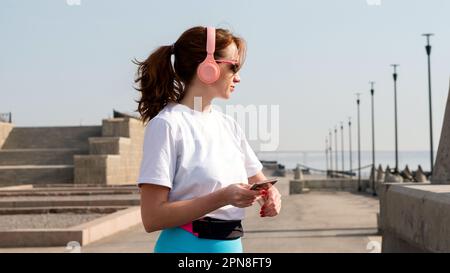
<box><xmin>259</xmin><ymin>186</ymin><xmax>281</xmax><ymax>217</ymax></box>
<box><xmin>223</xmin><ymin>183</ymin><xmax>261</xmax><ymax>208</ymax></box>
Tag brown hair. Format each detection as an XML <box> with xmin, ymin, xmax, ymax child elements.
<box><xmin>133</xmin><ymin>26</ymin><xmax>246</xmax><ymax>124</ymax></box>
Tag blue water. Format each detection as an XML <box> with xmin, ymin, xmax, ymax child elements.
<box><xmin>255</xmin><ymin>150</ymin><xmax>435</xmax><ymax>177</ymax></box>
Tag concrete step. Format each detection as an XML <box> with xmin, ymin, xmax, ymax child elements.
<box><xmin>0</xmin><ymin>148</ymin><xmax>87</xmax><ymax>166</ymax></box>
<box><xmin>32</xmin><ymin>184</ymin><xmax>137</xmax><ymax>189</ymax></box>
<box><xmin>0</xmin><ymin>194</ymin><xmax>140</xmax><ymax>208</ymax></box>
<box><xmin>0</xmin><ymin>165</ymin><xmax>74</xmax><ymax>186</ymax></box>
<box><xmin>2</xmin><ymin>126</ymin><xmax>102</xmax><ymax>150</ymax></box>
<box><xmin>0</xmin><ymin>206</ymin><xmax>128</xmax><ymax>215</ymax></box>
<box><xmin>0</xmin><ymin>188</ymin><xmax>139</xmax><ymax>197</ymax></box>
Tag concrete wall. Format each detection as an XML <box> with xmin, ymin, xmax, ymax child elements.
<box><xmin>0</xmin><ymin>122</ymin><xmax>13</xmax><ymax>149</ymax></box>
<box><xmin>379</xmin><ymin>183</ymin><xmax>450</xmax><ymax>252</ymax></box>
<box><xmin>290</xmin><ymin>178</ymin><xmax>372</xmax><ymax>194</ymax></box>
<box><xmin>74</xmin><ymin>118</ymin><xmax>144</xmax><ymax>185</ymax></box>
<box><xmin>379</xmin><ymin>80</ymin><xmax>450</xmax><ymax>252</ymax></box>
<box><xmin>2</xmin><ymin>126</ymin><xmax>101</xmax><ymax>150</ymax></box>
<box><xmin>0</xmin><ymin>149</ymin><xmax>79</xmax><ymax>166</ymax></box>
<box><xmin>0</xmin><ymin>166</ymin><xmax>74</xmax><ymax>186</ymax></box>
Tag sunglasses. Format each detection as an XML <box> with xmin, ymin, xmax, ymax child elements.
<box><xmin>216</xmin><ymin>59</ymin><xmax>240</xmax><ymax>74</ymax></box>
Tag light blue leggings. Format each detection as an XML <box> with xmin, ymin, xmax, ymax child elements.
<box><xmin>154</xmin><ymin>227</ymin><xmax>243</xmax><ymax>253</ymax></box>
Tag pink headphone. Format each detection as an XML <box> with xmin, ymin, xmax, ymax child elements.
<box><xmin>197</xmin><ymin>27</ymin><xmax>220</xmax><ymax>84</ymax></box>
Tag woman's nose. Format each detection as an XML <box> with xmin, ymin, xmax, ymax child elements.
<box><xmin>233</xmin><ymin>73</ymin><xmax>241</xmax><ymax>83</ymax></box>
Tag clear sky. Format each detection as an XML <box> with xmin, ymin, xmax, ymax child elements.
<box><xmin>1</xmin><ymin>0</ymin><xmax>449</xmax><ymax>152</ymax></box>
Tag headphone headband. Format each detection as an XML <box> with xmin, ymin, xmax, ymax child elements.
<box><xmin>206</xmin><ymin>27</ymin><xmax>215</xmax><ymax>55</ymax></box>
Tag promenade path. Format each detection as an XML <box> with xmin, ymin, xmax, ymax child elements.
<box><xmin>0</xmin><ymin>174</ymin><xmax>381</xmax><ymax>253</ymax></box>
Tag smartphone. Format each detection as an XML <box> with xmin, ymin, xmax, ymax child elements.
<box><xmin>250</xmin><ymin>178</ymin><xmax>278</xmax><ymax>191</ymax></box>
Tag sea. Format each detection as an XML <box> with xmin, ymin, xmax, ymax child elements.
<box><xmin>255</xmin><ymin>150</ymin><xmax>436</xmax><ymax>178</ymax></box>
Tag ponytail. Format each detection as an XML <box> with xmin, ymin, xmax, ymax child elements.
<box><xmin>133</xmin><ymin>45</ymin><xmax>184</xmax><ymax>124</ymax></box>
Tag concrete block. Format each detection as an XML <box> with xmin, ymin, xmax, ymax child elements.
<box><xmin>74</xmin><ymin>155</ymin><xmax>108</xmax><ymax>184</ymax></box>
<box><xmin>0</xmin><ymin>165</ymin><xmax>74</xmax><ymax>186</ymax></box>
<box><xmin>102</xmin><ymin>118</ymin><xmax>132</xmax><ymax>138</ymax></box>
<box><xmin>0</xmin><ymin>230</ymin><xmax>83</xmax><ymax>248</ymax></box>
<box><xmin>0</xmin><ymin>206</ymin><xmax>141</xmax><ymax>247</ymax></box>
<box><xmin>289</xmin><ymin>180</ymin><xmax>305</xmax><ymax>194</ymax></box>
<box><xmin>0</xmin><ymin>184</ymin><xmax>33</xmax><ymax>191</ymax></box>
<box><xmin>71</xmin><ymin>118</ymin><xmax>145</xmax><ymax>185</ymax></box>
<box><xmin>74</xmin><ymin>155</ymin><xmax>129</xmax><ymax>185</ymax></box>
<box><xmin>380</xmin><ymin>184</ymin><xmax>450</xmax><ymax>252</ymax></box>
<box><xmin>88</xmin><ymin>137</ymin><xmax>130</xmax><ymax>155</ymax></box>
<box><xmin>294</xmin><ymin>179</ymin><xmax>369</xmax><ymax>193</ymax></box>
<box><xmin>73</xmin><ymin>206</ymin><xmax>141</xmax><ymax>245</ymax></box>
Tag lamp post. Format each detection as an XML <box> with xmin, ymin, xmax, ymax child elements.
<box><xmin>370</xmin><ymin>81</ymin><xmax>377</xmax><ymax>196</ymax></box>
<box><xmin>356</xmin><ymin>93</ymin><xmax>362</xmax><ymax>191</ymax></box>
<box><xmin>329</xmin><ymin>129</ymin><xmax>333</xmax><ymax>176</ymax></box>
<box><xmin>391</xmin><ymin>64</ymin><xmax>400</xmax><ymax>173</ymax></box>
<box><xmin>422</xmin><ymin>33</ymin><xmax>435</xmax><ymax>174</ymax></box>
<box><xmin>335</xmin><ymin>126</ymin><xmax>338</xmax><ymax>175</ymax></box>
<box><xmin>340</xmin><ymin>122</ymin><xmax>345</xmax><ymax>173</ymax></box>
<box><xmin>325</xmin><ymin>137</ymin><xmax>329</xmax><ymax>173</ymax></box>
<box><xmin>348</xmin><ymin>117</ymin><xmax>353</xmax><ymax>179</ymax></box>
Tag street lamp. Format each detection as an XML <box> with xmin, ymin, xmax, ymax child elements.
<box><xmin>348</xmin><ymin>117</ymin><xmax>353</xmax><ymax>179</ymax></box>
<box><xmin>335</xmin><ymin>126</ymin><xmax>338</xmax><ymax>175</ymax></box>
<box><xmin>340</xmin><ymin>122</ymin><xmax>345</xmax><ymax>173</ymax></box>
<box><xmin>325</xmin><ymin>137</ymin><xmax>329</xmax><ymax>173</ymax></box>
<box><xmin>422</xmin><ymin>33</ymin><xmax>435</xmax><ymax>174</ymax></box>
<box><xmin>391</xmin><ymin>64</ymin><xmax>400</xmax><ymax>173</ymax></box>
<box><xmin>370</xmin><ymin>81</ymin><xmax>377</xmax><ymax>196</ymax></box>
<box><xmin>356</xmin><ymin>93</ymin><xmax>362</xmax><ymax>191</ymax></box>
<box><xmin>329</xmin><ymin>129</ymin><xmax>333</xmax><ymax>176</ymax></box>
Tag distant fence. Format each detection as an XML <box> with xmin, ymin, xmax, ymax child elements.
<box><xmin>296</xmin><ymin>163</ymin><xmax>373</xmax><ymax>177</ymax></box>
<box><xmin>0</xmin><ymin>112</ymin><xmax>12</xmax><ymax>123</ymax></box>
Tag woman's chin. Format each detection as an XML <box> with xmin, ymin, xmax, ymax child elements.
<box><xmin>220</xmin><ymin>90</ymin><xmax>232</xmax><ymax>99</ymax></box>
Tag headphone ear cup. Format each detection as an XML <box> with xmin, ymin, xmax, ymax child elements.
<box><xmin>197</xmin><ymin>58</ymin><xmax>220</xmax><ymax>84</ymax></box>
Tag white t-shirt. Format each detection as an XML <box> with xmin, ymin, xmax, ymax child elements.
<box><xmin>137</xmin><ymin>102</ymin><xmax>263</xmax><ymax>220</ymax></box>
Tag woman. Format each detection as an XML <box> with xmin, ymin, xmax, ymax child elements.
<box><xmin>135</xmin><ymin>26</ymin><xmax>281</xmax><ymax>253</ymax></box>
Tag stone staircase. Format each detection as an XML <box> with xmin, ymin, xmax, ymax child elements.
<box><xmin>0</xmin><ymin>126</ymin><xmax>102</xmax><ymax>186</ymax></box>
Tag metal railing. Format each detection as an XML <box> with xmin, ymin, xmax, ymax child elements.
<box><xmin>296</xmin><ymin>162</ymin><xmax>373</xmax><ymax>177</ymax></box>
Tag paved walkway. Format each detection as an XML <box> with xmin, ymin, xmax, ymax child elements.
<box><xmin>0</xmin><ymin>175</ymin><xmax>381</xmax><ymax>253</ymax></box>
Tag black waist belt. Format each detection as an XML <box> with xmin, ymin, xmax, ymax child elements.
<box><xmin>192</xmin><ymin>217</ymin><xmax>243</xmax><ymax>240</ymax></box>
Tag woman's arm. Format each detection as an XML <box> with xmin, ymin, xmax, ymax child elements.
<box><xmin>140</xmin><ymin>183</ymin><xmax>260</xmax><ymax>233</ymax></box>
